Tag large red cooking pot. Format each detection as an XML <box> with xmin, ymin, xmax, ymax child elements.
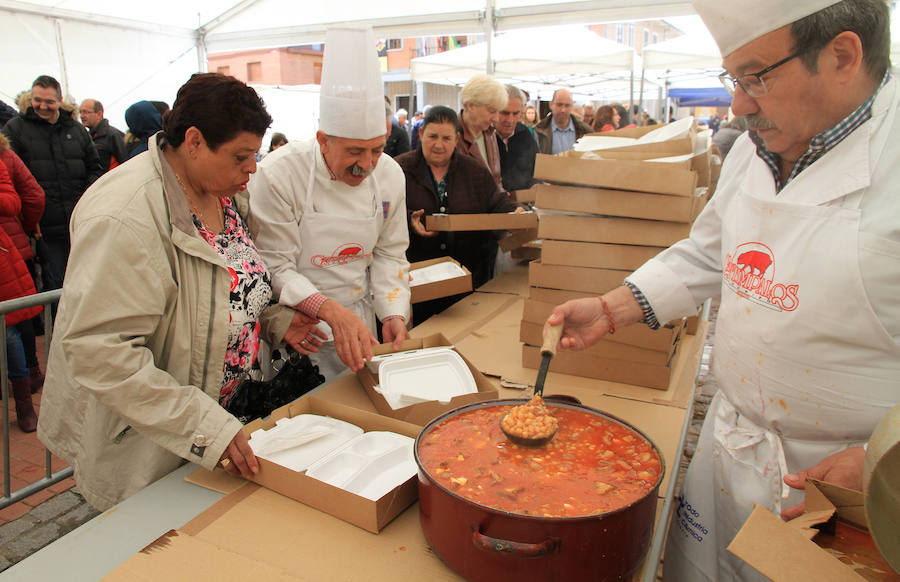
<box><xmin>415</xmin><ymin>398</ymin><xmax>665</xmax><ymax>582</ymax></box>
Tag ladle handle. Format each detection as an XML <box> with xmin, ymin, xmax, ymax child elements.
<box><xmin>542</xmin><ymin>324</ymin><xmax>563</xmax><ymax>356</ymax></box>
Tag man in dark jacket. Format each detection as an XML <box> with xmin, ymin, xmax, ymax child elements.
<box><xmin>496</xmin><ymin>85</ymin><xmax>539</xmax><ymax>193</ymax></box>
<box><xmin>79</xmin><ymin>99</ymin><xmax>126</xmax><ymax>172</ymax></box>
<box><xmin>533</xmin><ymin>88</ymin><xmax>593</xmax><ymax>154</ymax></box>
<box><xmin>2</xmin><ymin>75</ymin><xmax>103</xmax><ymax>292</ymax></box>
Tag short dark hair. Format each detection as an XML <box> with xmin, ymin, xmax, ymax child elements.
<box><xmin>268</xmin><ymin>132</ymin><xmax>288</xmax><ymax>152</ymax></box>
<box><xmin>791</xmin><ymin>0</ymin><xmax>890</xmax><ymax>79</ymax></box>
<box><xmin>32</xmin><ymin>75</ymin><xmax>61</xmax><ymax>100</ymax></box>
<box><xmin>422</xmin><ymin>105</ymin><xmax>460</xmax><ymax>133</ymax></box>
<box><xmin>163</xmin><ymin>73</ymin><xmax>271</xmax><ymax>150</ymax></box>
<box><xmin>89</xmin><ymin>100</ymin><xmax>103</xmax><ymax>113</ymax></box>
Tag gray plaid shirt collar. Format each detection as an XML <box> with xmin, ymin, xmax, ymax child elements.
<box><xmin>750</xmin><ymin>71</ymin><xmax>890</xmax><ymax>192</ymax></box>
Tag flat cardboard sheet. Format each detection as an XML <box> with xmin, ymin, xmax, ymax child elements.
<box><xmin>533</xmin><ymin>183</ymin><xmax>706</xmax><ymax>223</ymax></box>
<box><xmin>425</xmin><ymin>212</ymin><xmax>538</xmax><ymax>231</ymax></box>
<box><xmin>410</xmin><ymin>292</ymin><xmax>521</xmax><ymax>343</ymax></box>
<box><xmin>102</xmin><ymin>529</ymin><xmax>302</xmax><ymax>582</ymax></box>
<box><xmin>538</xmin><ymin>214</ymin><xmax>691</xmax><ymax>247</ymax></box>
<box><xmin>476</xmin><ymin>263</ymin><xmax>530</xmax><ymax>296</ymax></box>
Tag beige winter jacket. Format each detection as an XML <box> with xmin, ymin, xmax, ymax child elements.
<box><xmin>37</xmin><ymin>134</ymin><xmax>292</xmax><ymax>510</ymax></box>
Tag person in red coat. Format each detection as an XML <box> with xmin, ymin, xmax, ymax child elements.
<box><xmin>1</xmin><ymin>162</ymin><xmax>42</xmax><ymax>432</ymax></box>
<box><xmin>0</xmin><ymin>133</ymin><xmax>45</xmax><ymax>393</ymax></box>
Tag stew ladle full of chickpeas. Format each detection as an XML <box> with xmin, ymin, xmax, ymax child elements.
<box><xmin>501</xmin><ymin>324</ymin><xmax>564</xmax><ymax>447</ymax></box>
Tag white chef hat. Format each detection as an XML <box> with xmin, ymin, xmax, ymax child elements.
<box><xmin>319</xmin><ymin>26</ymin><xmax>385</xmax><ymax>140</ymax></box>
<box><xmin>693</xmin><ymin>0</ymin><xmax>843</xmax><ymax>57</ymax></box>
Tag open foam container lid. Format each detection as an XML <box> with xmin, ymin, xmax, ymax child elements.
<box><xmin>376</xmin><ymin>349</ymin><xmax>477</xmax><ymax>409</ymax></box>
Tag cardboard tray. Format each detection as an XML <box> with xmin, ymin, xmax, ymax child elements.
<box><xmin>534</xmin><ymin>154</ymin><xmax>698</xmax><ymax>197</ymax></box>
<box><xmin>519</xmin><ymin>320</ymin><xmax>675</xmax><ymax>366</ymax></box>
<box><xmin>534</xmin><ymin>183</ymin><xmax>708</xmax><ymax>223</ymax></box>
<box><xmin>409</xmin><ymin>257</ymin><xmax>473</xmax><ymax>304</ymax></box>
<box><xmin>522</xmin><ymin>344</ymin><xmax>674</xmax><ymax>390</ymax></box>
<box><xmin>728</xmin><ymin>480</ymin><xmax>899</xmax><ymax>582</ymax></box>
<box><xmin>529</xmin><ymin>260</ymin><xmax>627</xmax><ymax>295</ymax></box>
<box><xmin>356</xmin><ymin>333</ymin><xmax>498</xmax><ymax>426</ymax></box>
<box><xmin>540</xmin><ymin>240</ymin><xmax>664</xmax><ymax>271</ymax></box>
<box><xmin>240</xmin><ymin>395</ymin><xmax>421</xmax><ymax>533</ymax></box>
<box><xmin>538</xmin><ymin>213</ymin><xmax>691</xmax><ymax>248</ymax></box>
<box><xmin>580</xmin><ymin>121</ymin><xmax>697</xmax><ymax>156</ymax></box>
<box><xmin>425</xmin><ymin>212</ymin><xmax>538</xmax><ymax>231</ymax></box>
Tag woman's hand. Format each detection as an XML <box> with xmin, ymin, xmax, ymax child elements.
<box><xmin>781</xmin><ymin>447</ymin><xmax>866</xmax><ymax>520</ymax></box>
<box><xmin>410</xmin><ymin>209</ymin><xmax>437</xmax><ymax>238</ymax></box>
<box><xmin>219</xmin><ymin>429</ymin><xmax>259</xmax><ymax>479</ymax></box>
<box><xmin>283</xmin><ymin>311</ymin><xmax>328</xmax><ymax>356</ymax></box>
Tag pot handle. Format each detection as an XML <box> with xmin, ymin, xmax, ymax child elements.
<box><xmin>471</xmin><ymin>526</ymin><xmax>559</xmax><ymax>557</ymax></box>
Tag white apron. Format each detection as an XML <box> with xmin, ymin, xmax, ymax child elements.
<box><xmin>663</xmin><ymin>116</ymin><xmax>900</xmax><ymax>581</ymax></box>
<box><xmin>298</xmin><ymin>152</ymin><xmax>382</xmax><ymax>380</ymax></box>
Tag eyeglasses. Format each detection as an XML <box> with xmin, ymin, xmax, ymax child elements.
<box><xmin>719</xmin><ymin>52</ymin><xmax>800</xmax><ymax>98</ymax></box>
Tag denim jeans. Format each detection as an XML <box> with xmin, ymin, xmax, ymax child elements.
<box><xmin>5</xmin><ymin>325</ymin><xmax>28</xmax><ymax>381</ymax></box>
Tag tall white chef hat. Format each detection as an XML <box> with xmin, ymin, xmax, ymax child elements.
<box><xmin>319</xmin><ymin>25</ymin><xmax>385</xmax><ymax>140</ymax></box>
<box><xmin>692</xmin><ymin>0</ymin><xmax>843</xmax><ymax>57</ymax></box>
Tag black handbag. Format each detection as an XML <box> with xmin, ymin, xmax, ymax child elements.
<box><xmin>225</xmin><ymin>348</ymin><xmax>325</xmax><ymax>424</ymax></box>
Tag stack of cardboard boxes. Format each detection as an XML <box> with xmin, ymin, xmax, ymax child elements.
<box><xmin>521</xmin><ymin>121</ymin><xmax>718</xmax><ymax>389</ymax></box>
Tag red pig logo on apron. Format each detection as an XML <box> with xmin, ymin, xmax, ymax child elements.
<box><xmin>311</xmin><ymin>243</ymin><xmax>374</xmax><ymax>268</ymax></box>
<box><xmin>723</xmin><ymin>242</ymin><xmax>800</xmax><ymax>312</ymax></box>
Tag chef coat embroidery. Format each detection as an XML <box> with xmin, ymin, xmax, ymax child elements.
<box><xmin>723</xmin><ymin>242</ymin><xmax>800</xmax><ymax>312</ymax></box>
<box><xmin>382</xmin><ymin>200</ymin><xmax>390</xmax><ymax>219</ymax></box>
<box><xmin>311</xmin><ymin>242</ymin><xmax>374</xmax><ymax>268</ymax></box>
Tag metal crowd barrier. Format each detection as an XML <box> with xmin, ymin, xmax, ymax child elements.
<box><xmin>0</xmin><ymin>289</ymin><xmax>72</xmax><ymax>510</ymax></box>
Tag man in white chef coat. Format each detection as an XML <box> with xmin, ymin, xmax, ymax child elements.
<box><xmin>543</xmin><ymin>1</ymin><xmax>899</xmax><ymax>580</ymax></box>
<box><xmin>250</xmin><ymin>26</ymin><xmax>411</xmax><ymax>380</ymax></box>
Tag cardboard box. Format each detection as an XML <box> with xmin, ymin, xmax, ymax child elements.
<box><xmin>510</xmin><ymin>188</ymin><xmax>537</xmax><ymax>203</ymax></box>
<box><xmin>241</xmin><ymin>395</ymin><xmax>421</xmax><ymax>533</ymax></box>
<box><xmin>582</xmin><ymin>120</ymin><xmax>697</xmax><ymax>156</ymax></box>
<box><xmin>528</xmin><ymin>286</ymin><xmax>595</xmax><ymax>305</ymax></box>
<box><xmin>529</xmin><ymin>260</ymin><xmax>627</xmax><ymax>295</ymax></box>
<box><xmin>498</xmin><ymin>228</ymin><xmax>538</xmax><ymax>252</ymax></box>
<box><xmin>409</xmin><ymin>257</ymin><xmax>472</xmax><ymax>304</ymax></box>
<box><xmin>522</xmin><ymin>344</ymin><xmax>674</xmax><ymax>389</ymax></box>
<box><xmin>519</xmin><ymin>321</ymin><xmax>674</xmax><ymax>366</ymax></box>
<box><xmin>728</xmin><ymin>480</ymin><xmax>897</xmax><ymax>582</ymax></box>
<box><xmin>538</xmin><ymin>214</ymin><xmax>691</xmax><ymax>247</ymax></box>
<box><xmin>534</xmin><ymin>183</ymin><xmax>707</xmax><ymax>223</ymax></box>
<box><xmin>540</xmin><ymin>240</ymin><xmax>663</xmax><ymax>271</ymax></box>
<box><xmin>510</xmin><ymin>244</ymin><xmax>540</xmax><ymax>262</ymax></box>
<box><xmin>356</xmin><ymin>333</ymin><xmax>499</xmax><ymax>426</ymax></box>
<box><xmin>534</xmin><ymin>154</ymin><xmax>698</xmax><ymax>197</ymax></box>
<box><xmin>425</xmin><ymin>212</ymin><xmax>538</xmax><ymax>231</ymax></box>
<box><xmin>522</xmin><ymin>298</ymin><xmax>684</xmax><ymax>353</ymax></box>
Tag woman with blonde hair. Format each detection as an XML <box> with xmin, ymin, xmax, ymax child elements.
<box><xmin>456</xmin><ymin>74</ymin><xmax>507</xmax><ymax>188</ymax></box>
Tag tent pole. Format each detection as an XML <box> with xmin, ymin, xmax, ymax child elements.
<box><xmin>637</xmin><ymin>63</ymin><xmax>645</xmax><ymax>127</ymax></box>
<box><xmin>54</xmin><ymin>19</ymin><xmax>70</xmax><ymax>99</ymax></box>
<box><xmin>629</xmin><ymin>65</ymin><xmax>634</xmax><ymax>124</ymax></box>
<box><xmin>485</xmin><ymin>0</ymin><xmax>495</xmax><ymax>74</ymax></box>
<box><xmin>196</xmin><ymin>32</ymin><xmax>208</xmax><ymax>73</ymax></box>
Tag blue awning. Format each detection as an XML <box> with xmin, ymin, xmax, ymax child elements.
<box><xmin>668</xmin><ymin>87</ymin><xmax>733</xmax><ymax>107</ymax></box>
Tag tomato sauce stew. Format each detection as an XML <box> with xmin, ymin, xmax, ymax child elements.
<box><xmin>418</xmin><ymin>404</ymin><xmax>661</xmax><ymax>518</ymax></box>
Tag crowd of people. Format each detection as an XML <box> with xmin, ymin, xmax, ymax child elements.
<box><xmin>0</xmin><ymin>2</ymin><xmax>896</xmax><ymax>580</ymax></box>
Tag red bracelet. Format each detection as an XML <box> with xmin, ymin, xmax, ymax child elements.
<box><xmin>598</xmin><ymin>296</ymin><xmax>615</xmax><ymax>334</ymax></box>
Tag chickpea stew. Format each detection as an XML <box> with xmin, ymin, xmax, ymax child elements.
<box><xmin>418</xmin><ymin>404</ymin><xmax>662</xmax><ymax>518</ymax></box>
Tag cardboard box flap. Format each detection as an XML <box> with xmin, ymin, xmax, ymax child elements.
<box><xmin>728</xmin><ymin>505</ymin><xmax>868</xmax><ymax>582</ymax></box>
<box><xmin>807</xmin><ymin>479</ymin><xmax>868</xmax><ymax>531</ymax></box>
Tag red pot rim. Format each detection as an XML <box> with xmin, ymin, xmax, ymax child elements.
<box><xmin>414</xmin><ymin>398</ymin><xmax>666</xmax><ymax>521</ymax></box>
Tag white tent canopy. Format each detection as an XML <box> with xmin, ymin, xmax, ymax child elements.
<box><xmin>0</xmin><ymin>0</ymin><xmax>694</xmax><ymax>128</ymax></box>
<box><xmin>410</xmin><ymin>26</ymin><xmax>635</xmax><ymax>85</ymax></box>
<box><xmin>641</xmin><ymin>32</ymin><xmax>721</xmax><ymax>71</ymax></box>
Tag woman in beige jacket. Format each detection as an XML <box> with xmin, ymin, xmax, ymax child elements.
<box><xmin>37</xmin><ymin>74</ymin><xmax>323</xmax><ymax>511</ymax></box>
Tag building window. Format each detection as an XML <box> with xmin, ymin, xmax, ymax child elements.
<box><xmin>628</xmin><ymin>24</ymin><xmax>635</xmax><ymax>46</ymax></box>
<box><xmin>388</xmin><ymin>38</ymin><xmax>403</xmax><ymax>50</ymax></box>
<box><xmin>643</xmin><ymin>29</ymin><xmax>650</xmax><ymax>47</ymax></box>
<box><xmin>653</xmin><ymin>33</ymin><xmax>659</xmax><ymax>44</ymax></box>
<box><xmin>217</xmin><ymin>65</ymin><xmax>230</xmax><ymax>75</ymax></box>
<box><xmin>247</xmin><ymin>61</ymin><xmax>262</xmax><ymax>82</ymax></box>
<box><xmin>616</xmin><ymin>24</ymin><xmax>624</xmax><ymax>44</ymax></box>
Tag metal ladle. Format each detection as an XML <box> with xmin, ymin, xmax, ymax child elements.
<box><xmin>501</xmin><ymin>324</ymin><xmax>563</xmax><ymax>447</ymax></box>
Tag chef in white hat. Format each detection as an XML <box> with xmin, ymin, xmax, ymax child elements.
<box><xmin>542</xmin><ymin>1</ymin><xmax>899</xmax><ymax>580</ymax></box>
<box><xmin>250</xmin><ymin>26</ymin><xmax>410</xmax><ymax>380</ymax></box>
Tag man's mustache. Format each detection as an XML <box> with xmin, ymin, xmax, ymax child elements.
<box><xmin>746</xmin><ymin>115</ymin><xmax>777</xmax><ymax>130</ymax></box>
<box><xmin>349</xmin><ymin>164</ymin><xmax>373</xmax><ymax>177</ymax></box>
